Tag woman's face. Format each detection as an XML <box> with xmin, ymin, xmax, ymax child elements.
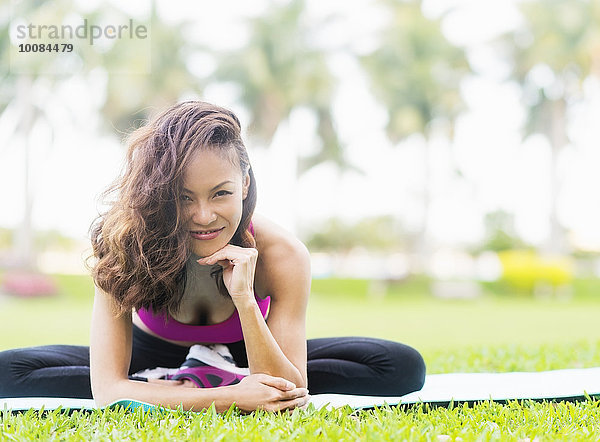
<box><xmin>182</xmin><ymin>148</ymin><xmax>249</xmax><ymax>258</ymax></box>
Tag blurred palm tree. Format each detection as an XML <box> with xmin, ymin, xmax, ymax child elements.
<box><xmin>210</xmin><ymin>0</ymin><xmax>353</xmax><ymax>176</ymax></box>
<box><xmin>1</xmin><ymin>0</ymin><xmax>71</xmax><ymax>270</ymax></box>
<box><xmin>500</xmin><ymin>0</ymin><xmax>600</xmax><ymax>254</ymax></box>
<box><xmin>360</xmin><ymin>0</ymin><xmax>470</xmax><ymax>269</ymax></box>
<box><xmin>1</xmin><ymin>0</ymin><xmax>199</xmax><ymax>272</ymax></box>
<box><xmin>98</xmin><ymin>1</ymin><xmax>202</xmax><ymax>134</ymax></box>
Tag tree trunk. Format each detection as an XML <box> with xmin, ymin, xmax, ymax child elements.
<box><xmin>13</xmin><ymin>76</ymin><xmax>36</xmax><ymax>270</ymax></box>
<box><xmin>414</xmin><ymin>138</ymin><xmax>431</xmax><ymax>274</ymax></box>
<box><xmin>545</xmin><ymin>98</ymin><xmax>568</xmax><ymax>255</ymax></box>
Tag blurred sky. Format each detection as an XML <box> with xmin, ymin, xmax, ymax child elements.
<box><xmin>2</xmin><ymin>0</ymin><xmax>600</xmax><ymax>250</ymax></box>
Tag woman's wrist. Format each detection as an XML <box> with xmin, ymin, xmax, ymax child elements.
<box><xmin>232</xmin><ymin>292</ymin><xmax>259</xmax><ymax>311</ymax></box>
<box><xmin>208</xmin><ymin>384</ymin><xmax>238</xmax><ymax>413</ymax></box>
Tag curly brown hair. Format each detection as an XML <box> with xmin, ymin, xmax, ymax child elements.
<box><xmin>89</xmin><ymin>101</ymin><xmax>257</xmax><ymax>315</ymax></box>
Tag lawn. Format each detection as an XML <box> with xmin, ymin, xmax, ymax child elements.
<box><xmin>1</xmin><ymin>274</ymin><xmax>600</xmax><ymax>440</ymax></box>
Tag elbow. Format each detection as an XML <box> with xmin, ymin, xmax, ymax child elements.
<box><xmin>92</xmin><ymin>393</ymin><xmax>112</xmax><ymax>408</ymax></box>
<box><xmin>290</xmin><ymin>366</ymin><xmax>307</xmax><ymax>389</ymax></box>
<box><xmin>252</xmin><ymin>368</ymin><xmax>307</xmax><ymax>389</ymax></box>
<box><xmin>288</xmin><ymin>368</ymin><xmax>307</xmax><ymax>389</ymax></box>
<box><xmin>91</xmin><ymin>382</ymin><xmax>115</xmax><ymax>408</ymax></box>
<box><xmin>298</xmin><ymin>375</ymin><xmax>308</xmax><ymax>390</ymax></box>
<box><xmin>91</xmin><ymin>374</ymin><xmax>127</xmax><ymax>407</ymax></box>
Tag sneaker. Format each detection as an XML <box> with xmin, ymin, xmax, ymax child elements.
<box><xmin>167</xmin><ymin>344</ymin><xmax>250</xmax><ymax>388</ymax></box>
<box><xmin>130</xmin><ymin>366</ymin><xmax>180</xmax><ymax>380</ymax></box>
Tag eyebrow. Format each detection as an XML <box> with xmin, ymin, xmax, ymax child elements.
<box><xmin>183</xmin><ymin>180</ymin><xmax>234</xmax><ymax>194</ymax></box>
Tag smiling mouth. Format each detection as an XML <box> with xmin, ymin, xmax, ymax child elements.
<box><xmin>192</xmin><ymin>228</ymin><xmax>222</xmax><ymax>234</ymax></box>
<box><xmin>190</xmin><ymin>227</ymin><xmax>225</xmax><ymax>240</ymax></box>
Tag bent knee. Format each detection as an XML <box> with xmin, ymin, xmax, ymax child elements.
<box><xmin>381</xmin><ymin>341</ymin><xmax>426</xmax><ymax>396</ymax></box>
<box><xmin>0</xmin><ymin>348</ymin><xmax>25</xmax><ymax>396</ymax></box>
<box><xmin>398</xmin><ymin>344</ymin><xmax>426</xmax><ymax>393</ymax></box>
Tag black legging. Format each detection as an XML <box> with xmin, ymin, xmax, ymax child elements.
<box><xmin>0</xmin><ymin>325</ymin><xmax>425</xmax><ymax>399</ymax></box>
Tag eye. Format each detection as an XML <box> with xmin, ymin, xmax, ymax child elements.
<box><xmin>214</xmin><ymin>190</ymin><xmax>232</xmax><ymax>198</ymax></box>
<box><xmin>181</xmin><ymin>194</ymin><xmax>193</xmax><ymax>202</ymax></box>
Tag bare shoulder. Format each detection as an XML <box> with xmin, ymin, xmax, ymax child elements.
<box><xmin>252</xmin><ymin>214</ymin><xmax>311</xmax><ymax>294</ymax></box>
<box><xmin>252</xmin><ymin>213</ymin><xmax>310</xmax><ymax>266</ymax></box>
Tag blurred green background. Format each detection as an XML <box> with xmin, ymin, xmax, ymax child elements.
<box><xmin>1</xmin><ymin>0</ymin><xmax>600</xmax><ymax>369</ymax></box>
<box><xmin>2</xmin><ymin>273</ymin><xmax>600</xmax><ymax>373</ymax></box>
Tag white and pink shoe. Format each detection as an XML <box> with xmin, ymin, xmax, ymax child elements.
<box><xmin>166</xmin><ymin>344</ymin><xmax>249</xmax><ymax>388</ymax></box>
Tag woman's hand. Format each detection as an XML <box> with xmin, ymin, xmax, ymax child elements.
<box><xmin>153</xmin><ymin>374</ymin><xmax>309</xmax><ymax>412</ymax></box>
<box><xmin>229</xmin><ymin>374</ymin><xmax>309</xmax><ymax>412</ymax></box>
<box><xmin>197</xmin><ymin>245</ymin><xmax>258</xmax><ymax>302</ymax></box>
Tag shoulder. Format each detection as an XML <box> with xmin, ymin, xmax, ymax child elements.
<box><xmin>252</xmin><ymin>214</ymin><xmax>309</xmax><ymax>264</ymax></box>
<box><xmin>251</xmin><ymin>214</ymin><xmax>311</xmax><ymax>295</ymax></box>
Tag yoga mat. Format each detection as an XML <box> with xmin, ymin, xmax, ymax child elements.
<box><xmin>3</xmin><ymin>367</ymin><xmax>600</xmax><ymax>412</ymax></box>
<box><xmin>311</xmin><ymin>367</ymin><xmax>600</xmax><ymax>409</ymax></box>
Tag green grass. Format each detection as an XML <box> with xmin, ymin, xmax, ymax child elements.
<box><xmin>0</xmin><ymin>274</ymin><xmax>93</xmax><ymax>349</ymax></box>
<box><xmin>2</xmin><ymin>274</ymin><xmax>600</xmax><ymax>440</ymax></box>
<box><xmin>3</xmin><ymin>399</ymin><xmax>600</xmax><ymax>440</ymax></box>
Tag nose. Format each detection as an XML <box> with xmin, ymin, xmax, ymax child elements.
<box><xmin>190</xmin><ymin>201</ymin><xmax>217</xmax><ymax>226</ymax></box>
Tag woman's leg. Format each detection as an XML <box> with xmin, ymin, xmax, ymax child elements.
<box><xmin>0</xmin><ymin>326</ymin><xmax>191</xmax><ymax>399</ymax></box>
<box><xmin>0</xmin><ymin>345</ymin><xmax>92</xmax><ymax>398</ymax></box>
<box><xmin>306</xmin><ymin>337</ymin><xmax>425</xmax><ymax>396</ymax></box>
<box><xmin>128</xmin><ymin>324</ymin><xmax>189</xmax><ymax>374</ymax></box>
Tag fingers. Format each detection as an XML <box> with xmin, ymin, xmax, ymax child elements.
<box><xmin>280</xmin><ymin>387</ymin><xmax>309</xmax><ymax>401</ymax></box>
<box><xmin>254</xmin><ymin>374</ymin><xmax>296</xmax><ymax>391</ymax></box>
<box><xmin>233</xmin><ymin>375</ymin><xmax>310</xmax><ymax>413</ymax></box>
<box><xmin>270</xmin><ymin>384</ymin><xmax>309</xmax><ymax>401</ymax></box>
<box><xmin>249</xmin><ymin>374</ymin><xmax>309</xmax><ymax>398</ymax></box>
<box><xmin>211</xmin><ymin>259</ymin><xmax>233</xmax><ymax>270</ymax></box>
<box><xmin>197</xmin><ymin>245</ymin><xmax>258</xmax><ymax>266</ymax></box>
<box><xmin>257</xmin><ymin>374</ymin><xmax>309</xmax><ymax>408</ymax></box>
<box><xmin>196</xmin><ymin>247</ymin><xmax>231</xmax><ymax>265</ymax></box>
<box><xmin>262</xmin><ymin>394</ymin><xmax>310</xmax><ymax>413</ymax></box>
<box><xmin>281</xmin><ymin>394</ymin><xmax>311</xmax><ymax>411</ymax></box>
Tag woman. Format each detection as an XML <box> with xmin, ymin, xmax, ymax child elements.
<box><xmin>0</xmin><ymin>102</ymin><xmax>425</xmax><ymax>412</ymax></box>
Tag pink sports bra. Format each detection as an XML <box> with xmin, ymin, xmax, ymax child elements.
<box><xmin>136</xmin><ymin>294</ymin><xmax>270</xmax><ymax>343</ymax></box>
<box><xmin>136</xmin><ymin>222</ymin><xmax>271</xmax><ymax>343</ymax></box>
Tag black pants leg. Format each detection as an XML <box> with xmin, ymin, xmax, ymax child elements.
<box><xmin>128</xmin><ymin>324</ymin><xmax>189</xmax><ymax>374</ymax></box>
<box><xmin>0</xmin><ymin>332</ymin><xmax>425</xmax><ymax>398</ymax></box>
<box><xmin>0</xmin><ymin>345</ymin><xmax>92</xmax><ymax>398</ymax></box>
<box><xmin>0</xmin><ymin>326</ymin><xmax>190</xmax><ymax>399</ymax></box>
<box><xmin>307</xmin><ymin>337</ymin><xmax>425</xmax><ymax>396</ymax></box>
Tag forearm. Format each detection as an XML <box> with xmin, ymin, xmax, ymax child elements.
<box><xmin>236</xmin><ymin>298</ymin><xmax>306</xmax><ymax>388</ymax></box>
<box><xmin>93</xmin><ymin>377</ymin><xmax>236</xmax><ymax>412</ymax></box>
